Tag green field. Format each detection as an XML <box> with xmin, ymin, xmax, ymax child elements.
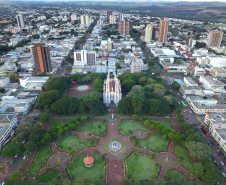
<box><xmin>57</xmin><ymin>135</ymin><xmax>97</xmax><ymax>153</ymax></box>
<box><xmin>68</xmin><ymin>152</ymin><xmax>104</xmax><ymax>181</ymax></box>
<box><xmin>28</xmin><ymin>146</ymin><xmax>52</xmax><ymax>175</ymax></box>
<box><xmin>77</xmin><ymin>121</ymin><xmax>107</xmax><ymax>136</ymax></box>
<box><xmin>127</xmin><ymin>153</ymin><xmax>159</xmax><ymax>181</ymax></box>
<box><xmin>135</xmin><ymin>134</ymin><xmax>168</xmax><ymax>152</ymax></box>
<box><xmin>165</xmin><ymin>170</ymin><xmax>189</xmax><ymax>184</ymax></box>
<box><xmin>119</xmin><ymin>121</ymin><xmax>148</xmax><ymax>135</ymax></box>
<box><xmin>173</xmin><ymin>145</ymin><xmax>193</xmax><ymax>171</ymax></box>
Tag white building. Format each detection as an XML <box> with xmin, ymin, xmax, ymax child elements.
<box><xmin>0</xmin><ymin>77</ymin><xmax>10</xmax><ymax>87</ymax></box>
<box><xmin>74</xmin><ymin>50</ymin><xmax>96</xmax><ymax>68</ymax></box>
<box><xmin>199</xmin><ymin>76</ymin><xmax>225</xmax><ymax>93</ymax></box>
<box><xmin>0</xmin><ymin>114</ymin><xmax>19</xmax><ymax>151</ymax></box>
<box><xmin>183</xmin><ymin>77</ymin><xmax>198</xmax><ymax>87</ymax></box>
<box><xmin>193</xmin><ymin>67</ymin><xmax>206</xmax><ymax>77</ymax></box>
<box><xmin>103</xmin><ymin>71</ymin><xmax>122</xmax><ymax>106</ymax></box>
<box><xmin>19</xmin><ymin>76</ymin><xmax>49</xmax><ymax>88</ymax></box>
<box><xmin>145</xmin><ymin>24</ymin><xmax>153</xmax><ymax>43</ymax></box>
<box><xmin>71</xmin><ymin>13</ymin><xmax>77</xmax><ymax>21</ymax></box>
<box><xmin>16</xmin><ymin>14</ymin><xmax>25</xmax><ymax>28</ymax></box>
<box><xmin>109</xmin><ymin>15</ymin><xmax>116</xmax><ymax>24</ymax></box>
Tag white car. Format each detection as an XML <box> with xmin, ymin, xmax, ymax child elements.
<box><xmin>222</xmin><ymin>172</ymin><xmax>226</xmax><ymax>177</ymax></box>
<box><xmin>23</xmin><ymin>156</ymin><xmax>27</xmax><ymax>160</ymax></box>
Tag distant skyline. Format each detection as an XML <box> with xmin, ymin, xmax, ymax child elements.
<box><xmin>7</xmin><ymin>0</ymin><xmax>226</xmax><ymax>2</ymax></box>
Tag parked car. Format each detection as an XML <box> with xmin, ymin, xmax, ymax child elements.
<box><xmin>10</xmin><ymin>160</ymin><xmax>14</xmax><ymax>165</ymax></box>
<box><xmin>221</xmin><ymin>162</ymin><xmax>224</xmax><ymax>166</ymax></box>
<box><xmin>222</xmin><ymin>172</ymin><xmax>226</xmax><ymax>177</ymax></box>
<box><xmin>23</xmin><ymin>156</ymin><xmax>27</xmax><ymax>160</ymax></box>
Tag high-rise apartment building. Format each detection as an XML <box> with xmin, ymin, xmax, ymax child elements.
<box><xmin>152</xmin><ymin>27</ymin><xmax>156</xmax><ymax>40</ymax></box>
<box><xmin>188</xmin><ymin>38</ymin><xmax>196</xmax><ymax>48</ymax></box>
<box><xmin>80</xmin><ymin>14</ymin><xmax>85</xmax><ymax>25</ymax></box>
<box><xmin>107</xmin><ymin>11</ymin><xmax>112</xmax><ymax>21</ymax></box>
<box><xmin>109</xmin><ymin>15</ymin><xmax>116</xmax><ymax>25</ymax></box>
<box><xmin>74</xmin><ymin>50</ymin><xmax>96</xmax><ymax>68</ymax></box>
<box><xmin>118</xmin><ymin>21</ymin><xmax>130</xmax><ymax>35</ymax></box>
<box><xmin>119</xmin><ymin>13</ymin><xmax>124</xmax><ymax>22</ymax></box>
<box><xmin>207</xmin><ymin>31</ymin><xmax>223</xmax><ymax>48</ymax></box>
<box><xmin>145</xmin><ymin>24</ymin><xmax>154</xmax><ymax>43</ymax></box>
<box><xmin>80</xmin><ymin>14</ymin><xmax>89</xmax><ymax>25</ymax></box>
<box><xmin>158</xmin><ymin>18</ymin><xmax>169</xmax><ymax>43</ymax></box>
<box><xmin>16</xmin><ymin>14</ymin><xmax>25</xmax><ymax>28</ymax></box>
<box><xmin>32</xmin><ymin>44</ymin><xmax>52</xmax><ymax>73</ymax></box>
<box><xmin>71</xmin><ymin>13</ymin><xmax>77</xmax><ymax>21</ymax></box>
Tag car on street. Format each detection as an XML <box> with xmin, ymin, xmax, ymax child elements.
<box><xmin>23</xmin><ymin>156</ymin><xmax>27</xmax><ymax>160</ymax></box>
<box><xmin>220</xmin><ymin>161</ymin><xmax>224</xmax><ymax>166</ymax></box>
<box><xmin>222</xmin><ymin>172</ymin><xmax>226</xmax><ymax>177</ymax></box>
<box><xmin>10</xmin><ymin>160</ymin><xmax>14</xmax><ymax>165</ymax></box>
<box><xmin>217</xmin><ymin>152</ymin><xmax>221</xmax><ymax>156</ymax></box>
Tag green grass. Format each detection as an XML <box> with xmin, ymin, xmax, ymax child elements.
<box><xmin>119</xmin><ymin>121</ymin><xmax>148</xmax><ymax>135</ymax></box>
<box><xmin>68</xmin><ymin>152</ymin><xmax>104</xmax><ymax>181</ymax></box>
<box><xmin>165</xmin><ymin>170</ymin><xmax>189</xmax><ymax>184</ymax></box>
<box><xmin>57</xmin><ymin>135</ymin><xmax>97</xmax><ymax>153</ymax></box>
<box><xmin>158</xmin><ymin>121</ymin><xmax>173</xmax><ymax>129</ymax></box>
<box><xmin>28</xmin><ymin>146</ymin><xmax>52</xmax><ymax>175</ymax></box>
<box><xmin>36</xmin><ymin>171</ymin><xmax>59</xmax><ymax>183</ymax></box>
<box><xmin>76</xmin><ymin>121</ymin><xmax>107</xmax><ymax>136</ymax></box>
<box><xmin>203</xmin><ymin>24</ymin><xmax>222</xmax><ymax>28</ymax></box>
<box><xmin>127</xmin><ymin>153</ymin><xmax>159</xmax><ymax>180</ymax></box>
<box><xmin>173</xmin><ymin>145</ymin><xmax>193</xmax><ymax>171</ymax></box>
<box><xmin>135</xmin><ymin>134</ymin><xmax>168</xmax><ymax>152</ymax></box>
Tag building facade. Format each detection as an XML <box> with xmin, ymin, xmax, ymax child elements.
<box><xmin>145</xmin><ymin>24</ymin><xmax>153</xmax><ymax>43</ymax></box>
<box><xmin>103</xmin><ymin>71</ymin><xmax>122</xmax><ymax>106</ymax></box>
<box><xmin>107</xmin><ymin>11</ymin><xmax>112</xmax><ymax>21</ymax></box>
<box><xmin>158</xmin><ymin>18</ymin><xmax>169</xmax><ymax>43</ymax></box>
<box><xmin>207</xmin><ymin>31</ymin><xmax>223</xmax><ymax>48</ymax></box>
<box><xmin>16</xmin><ymin>14</ymin><xmax>25</xmax><ymax>28</ymax></box>
<box><xmin>32</xmin><ymin>43</ymin><xmax>52</xmax><ymax>73</ymax></box>
<box><xmin>118</xmin><ymin>21</ymin><xmax>130</xmax><ymax>35</ymax></box>
<box><xmin>119</xmin><ymin>13</ymin><xmax>124</xmax><ymax>21</ymax></box>
<box><xmin>74</xmin><ymin>50</ymin><xmax>96</xmax><ymax>68</ymax></box>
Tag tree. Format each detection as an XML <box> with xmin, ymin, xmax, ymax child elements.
<box><xmin>40</xmin><ymin>110</ymin><xmax>50</xmax><ymax>124</ymax></box>
<box><xmin>195</xmin><ymin>41</ymin><xmax>206</xmax><ymax>49</ymax></box>
<box><xmin>172</xmin><ymin>81</ymin><xmax>181</xmax><ymax>89</ymax></box>
<box><xmin>132</xmin><ymin>114</ymin><xmax>138</xmax><ymax>121</ymax></box>
<box><xmin>122</xmin><ymin>79</ymin><xmax>136</xmax><ymax>93</ymax></box>
<box><xmin>25</xmin><ymin>141</ymin><xmax>37</xmax><ymax>152</ymax></box>
<box><xmin>193</xmin><ymin>163</ymin><xmax>204</xmax><ymax>178</ymax></box>
<box><xmin>2</xmin><ymin>142</ymin><xmax>25</xmax><ymax>157</ymax></box>
<box><xmin>65</xmin><ymin>65</ymin><xmax>72</xmax><ymax>71</ymax></box>
<box><xmin>115</xmin><ymin>63</ymin><xmax>121</xmax><ymax>69</ymax></box>
<box><xmin>0</xmin><ymin>88</ymin><xmax>5</xmax><ymax>93</ymax></box>
<box><xmin>116</xmin><ymin>97</ymin><xmax>134</xmax><ymax>115</ymax></box>
<box><xmin>17</xmin><ymin>120</ymin><xmax>36</xmax><ymax>134</ymax></box>
<box><xmin>185</xmin><ymin>141</ymin><xmax>211</xmax><ymax>160</ymax></box>
<box><xmin>37</xmin><ymin>90</ymin><xmax>61</xmax><ymax>108</ymax></box>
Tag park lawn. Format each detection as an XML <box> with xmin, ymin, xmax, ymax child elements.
<box><xmin>68</xmin><ymin>152</ymin><xmax>104</xmax><ymax>181</ymax></box>
<box><xmin>76</xmin><ymin>121</ymin><xmax>107</xmax><ymax>136</ymax></box>
<box><xmin>29</xmin><ymin>146</ymin><xmax>52</xmax><ymax>175</ymax></box>
<box><xmin>165</xmin><ymin>170</ymin><xmax>189</xmax><ymax>184</ymax></box>
<box><xmin>173</xmin><ymin>145</ymin><xmax>193</xmax><ymax>171</ymax></box>
<box><xmin>51</xmin><ymin>121</ymin><xmax>71</xmax><ymax>128</ymax></box>
<box><xmin>36</xmin><ymin>171</ymin><xmax>59</xmax><ymax>183</ymax></box>
<box><xmin>135</xmin><ymin>134</ymin><xmax>168</xmax><ymax>152</ymax></box>
<box><xmin>57</xmin><ymin>135</ymin><xmax>97</xmax><ymax>153</ymax></box>
<box><xmin>119</xmin><ymin>121</ymin><xmax>148</xmax><ymax>135</ymax></box>
<box><xmin>127</xmin><ymin>153</ymin><xmax>159</xmax><ymax>180</ymax></box>
<box><xmin>159</xmin><ymin>121</ymin><xmax>173</xmax><ymax>129</ymax></box>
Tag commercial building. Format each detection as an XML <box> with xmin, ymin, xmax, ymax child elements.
<box><xmin>16</xmin><ymin>14</ymin><xmax>25</xmax><ymax>28</ymax></box>
<box><xmin>32</xmin><ymin>43</ymin><xmax>52</xmax><ymax>73</ymax></box>
<box><xmin>103</xmin><ymin>71</ymin><xmax>122</xmax><ymax>106</ymax></box>
<box><xmin>199</xmin><ymin>76</ymin><xmax>225</xmax><ymax>93</ymax></box>
<box><xmin>145</xmin><ymin>24</ymin><xmax>154</xmax><ymax>43</ymax></box>
<box><xmin>158</xmin><ymin>18</ymin><xmax>169</xmax><ymax>42</ymax></box>
<box><xmin>211</xmin><ymin>66</ymin><xmax>226</xmax><ymax>78</ymax></box>
<box><xmin>193</xmin><ymin>67</ymin><xmax>206</xmax><ymax>77</ymax></box>
<box><xmin>19</xmin><ymin>76</ymin><xmax>49</xmax><ymax>89</ymax></box>
<box><xmin>207</xmin><ymin>31</ymin><xmax>223</xmax><ymax>48</ymax></box>
<box><xmin>74</xmin><ymin>50</ymin><xmax>96</xmax><ymax>68</ymax></box>
<box><xmin>204</xmin><ymin>113</ymin><xmax>226</xmax><ymax>153</ymax></box>
<box><xmin>183</xmin><ymin>77</ymin><xmax>198</xmax><ymax>87</ymax></box>
<box><xmin>118</xmin><ymin>21</ymin><xmax>130</xmax><ymax>35</ymax></box>
<box><xmin>0</xmin><ymin>77</ymin><xmax>10</xmax><ymax>87</ymax></box>
<box><xmin>131</xmin><ymin>59</ymin><xmax>148</xmax><ymax>73</ymax></box>
<box><xmin>180</xmin><ymin>86</ymin><xmax>203</xmax><ymax>96</ymax></box>
<box><xmin>0</xmin><ymin>114</ymin><xmax>19</xmax><ymax>151</ymax></box>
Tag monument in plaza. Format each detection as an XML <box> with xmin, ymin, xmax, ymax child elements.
<box><xmin>103</xmin><ymin>71</ymin><xmax>122</xmax><ymax>106</ymax></box>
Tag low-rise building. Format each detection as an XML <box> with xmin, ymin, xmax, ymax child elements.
<box><xmin>0</xmin><ymin>113</ymin><xmax>19</xmax><ymax>151</ymax></box>
<box><xmin>210</xmin><ymin>66</ymin><xmax>226</xmax><ymax>78</ymax></box>
<box><xmin>183</xmin><ymin>77</ymin><xmax>198</xmax><ymax>87</ymax></box>
<box><xmin>180</xmin><ymin>86</ymin><xmax>203</xmax><ymax>96</ymax></box>
<box><xmin>204</xmin><ymin>113</ymin><xmax>226</xmax><ymax>153</ymax></box>
<box><xmin>0</xmin><ymin>77</ymin><xmax>10</xmax><ymax>87</ymax></box>
<box><xmin>199</xmin><ymin>76</ymin><xmax>225</xmax><ymax>93</ymax></box>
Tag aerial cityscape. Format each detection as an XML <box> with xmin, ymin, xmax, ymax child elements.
<box><xmin>0</xmin><ymin>0</ymin><xmax>226</xmax><ymax>184</ymax></box>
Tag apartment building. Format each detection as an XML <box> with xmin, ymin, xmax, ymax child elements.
<box><xmin>211</xmin><ymin>66</ymin><xmax>226</xmax><ymax>78</ymax></box>
<box><xmin>207</xmin><ymin>31</ymin><xmax>223</xmax><ymax>48</ymax></box>
<box><xmin>158</xmin><ymin>18</ymin><xmax>169</xmax><ymax>42</ymax></box>
<box><xmin>118</xmin><ymin>21</ymin><xmax>130</xmax><ymax>35</ymax></box>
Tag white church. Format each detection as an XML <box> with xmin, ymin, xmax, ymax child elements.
<box><xmin>103</xmin><ymin>71</ymin><xmax>122</xmax><ymax>106</ymax></box>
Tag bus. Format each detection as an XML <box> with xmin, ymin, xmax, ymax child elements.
<box><xmin>181</xmin><ymin>101</ymin><xmax>186</xmax><ymax>107</ymax></box>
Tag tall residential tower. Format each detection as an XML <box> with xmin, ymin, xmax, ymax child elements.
<box><xmin>32</xmin><ymin>44</ymin><xmax>52</xmax><ymax>73</ymax></box>
<box><xmin>207</xmin><ymin>31</ymin><xmax>223</xmax><ymax>48</ymax></box>
<box><xmin>16</xmin><ymin>14</ymin><xmax>25</xmax><ymax>28</ymax></box>
<box><xmin>118</xmin><ymin>21</ymin><xmax>130</xmax><ymax>35</ymax></box>
<box><xmin>158</xmin><ymin>18</ymin><xmax>169</xmax><ymax>42</ymax></box>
